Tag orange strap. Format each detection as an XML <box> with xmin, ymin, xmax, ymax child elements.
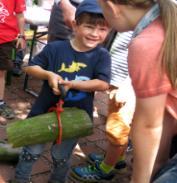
<box><xmin>48</xmin><ymin>100</ymin><xmax>64</xmax><ymax>144</ymax></box>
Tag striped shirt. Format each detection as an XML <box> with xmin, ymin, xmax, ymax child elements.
<box><xmin>110</xmin><ymin>31</ymin><xmax>133</xmax><ymax>87</ymax></box>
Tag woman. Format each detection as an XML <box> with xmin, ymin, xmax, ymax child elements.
<box><xmin>98</xmin><ymin>0</ymin><xmax>177</xmax><ymax>183</ymax></box>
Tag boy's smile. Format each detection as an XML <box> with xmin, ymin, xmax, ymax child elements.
<box><xmin>71</xmin><ymin>22</ymin><xmax>110</xmax><ymax>52</ymax></box>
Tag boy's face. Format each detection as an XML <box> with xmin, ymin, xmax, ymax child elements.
<box><xmin>73</xmin><ymin>21</ymin><xmax>110</xmax><ymax>51</ymax></box>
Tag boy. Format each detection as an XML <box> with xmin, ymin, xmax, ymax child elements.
<box><xmin>12</xmin><ymin>0</ymin><xmax>110</xmax><ymax>183</ymax></box>
<box><xmin>0</xmin><ymin>0</ymin><xmax>26</xmax><ymax>119</ymax></box>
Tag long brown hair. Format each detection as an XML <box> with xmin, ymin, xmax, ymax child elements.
<box><xmin>112</xmin><ymin>0</ymin><xmax>177</xmax><ymax>87</ymax></box>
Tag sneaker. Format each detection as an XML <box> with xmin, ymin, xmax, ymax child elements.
<box><xmin>0</xmin><ymin>103</ymin><xmax>15</xmax><ymax>119</ymax></box>
<box><xmin>12</xmin><ymin>63</ymin><xmax>23</xmax><ymax>76</ymax></box>
<box><xmin>87</xmin><ymin>153</ymin><xmax>127</xmax><ymax>171</ymax></box>
<box><xmin>71</xmin><ymin>161</ymin><xmax>114</xmax><ymax>182</ymax></box>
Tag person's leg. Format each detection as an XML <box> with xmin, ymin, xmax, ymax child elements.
<box><xmin>87</xmin><ymin>84</ymin><xmax>133</xmax><ymax>169</ymax></box>
<box><xmin>71</xmin><ymin>82</ymin><xmax>135</xmax><ymax>182</ymax></box>
<box><xmin>0</xmin><ymin>42</ymin><xmax>15</xmax><ymax>119</ymax></box>
<box><xmin>103</xmin><ymin>142</ymin><xmax>125</xmax><ymax>167</ymax></box>
<box><xmin>103</xmin><ymin>80</ymin><xmax>135</xmax><ymax>170</ymax></box>
<box><xmin>0</xmin><ymin>70</ymin><xmax>5</xmax><ymax>100</ymax></box>
<box><xmin>0</xmin><ymin>70</ymin><xmax>15</xmax><ymax>119</ymax></box>
<box><xmin>49</xmin><ymin>138</ymin><xmax>78</xmax><ymax>183</ymax></box>
<box><xmin>14</xmin><ymin>144</ymin><xmax>45</xmax><ymax>182</ymax></box>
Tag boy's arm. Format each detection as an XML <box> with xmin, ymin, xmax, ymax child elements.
<box><xmin>23</xmin><ymin>66</ymin><xmax>63</xmax><ymax>95</ymax></box>
<box><xmin>60</xmin><ymin>79</ymin><xmax>109</xmax><ymax>92</ymax></box>
<box><xmin>16</xmin><ymin>13</ymin><xmax>26</xmax><ymax>49</ymax></box>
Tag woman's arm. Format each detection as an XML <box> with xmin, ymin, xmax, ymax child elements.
<box><xmin>131</xmin><ymin>94</ymin><xmax>167</xmax><ymax>183</ymax></box>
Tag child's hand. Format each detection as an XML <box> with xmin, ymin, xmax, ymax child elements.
<box><xmin>47</xmin><ymin>72</ymin><xmax>63</xmax><ymax>95</ymax></box>
<box><xmin>59</xmin><ymin>80</ymin><xmax>73</xmax><ymax>92</ymax></box>
<box><xmin>109</xmin><ymin>88</ymin><xmax>117</xmax><ymax>100</ymax></box>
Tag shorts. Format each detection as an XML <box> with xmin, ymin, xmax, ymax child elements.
<box><xmin>0</xmin><ymin>41</ymin><xmax>15</xmax><ymax>71</ymax></box>
<box><xmin>106</xmin><ymin>78</ymin><xmax>135</xmax><ymax>145</ymax></box>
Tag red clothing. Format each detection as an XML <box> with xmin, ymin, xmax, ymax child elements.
<box><xmin>0</xmin><ymin>0</ymin><xmax>26</xmax><ymax>44</ymax></box>
<box><xmin>128</xmin><ymin>19</ymin><xmax>177</xmax><ymax>119</ymax></box>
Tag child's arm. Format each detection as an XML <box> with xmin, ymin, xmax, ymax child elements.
<box><xmin>23</xmin><ymin>65</ymin><xmax>63</xmax><ymax>95</ymax></box>
<box><xmin>60</xmin><ymin>79</ymin><xmax>109</xmax><ymax>92</ymax></box>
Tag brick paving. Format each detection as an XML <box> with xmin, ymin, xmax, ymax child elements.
<box><xmin>0</xmin><ymin>74</ymin><xmax>131</xmax><ymax>183</ymax></box>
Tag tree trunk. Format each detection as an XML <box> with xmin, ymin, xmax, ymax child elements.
<box><xmin>0</xmin><ymin>142</ymin><xmax>21</xmax><ymax>163</ymax></box>
<box><xmin>7</xmin><ymin>108</ymin><xmax>93</xmax><ymax>147</ymax></box>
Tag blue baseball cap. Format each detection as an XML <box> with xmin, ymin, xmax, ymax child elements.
<box><xmin>75</xmin><ymin>0</ymin><xmax>103</xmax><ymax>18</ymax></box>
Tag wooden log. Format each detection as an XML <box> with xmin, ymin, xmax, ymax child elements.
<box><xmin>0</xmin><ymin>142</ymin><xmax>21</xmax><ymax>163</ymax></box>
<box><xmin>7</xmin><ymin>108</ymin><xmax>93</xmax><ymax>148</ymax></box>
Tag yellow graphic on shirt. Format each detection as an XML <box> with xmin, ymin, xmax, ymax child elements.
<box><xmin>58</xmin><ymin>61</ymin><xmax>87</xmax><ymax>73</ymax></box>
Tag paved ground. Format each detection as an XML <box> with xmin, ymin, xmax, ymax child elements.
<box><xmin>0</xmin><ymin>74</ymin><xmax>132</xmax><ymax>183</ymax></box>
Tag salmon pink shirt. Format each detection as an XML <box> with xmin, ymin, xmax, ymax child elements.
<box><xmin>128</xmin><ymin>18</ymin><xmax>177</xmax><ymax>119</ymax></box>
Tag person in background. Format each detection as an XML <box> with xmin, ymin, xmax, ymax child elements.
<box><xmin>47</xmin><ymin>0</ymin><xmax>83</xmax><ymax>42</ymax></box>
<box><xmin>0</xmin><ymin>0</ymin><xmax>26</xmax><ymax>119</ymax></box>
<box><xmin>98</xmin><ymin>0</ymin><xmax>177</xmax><ymax>183</ymax></box>
<box><xmin>12</xmin><ymin>0</ymin><xmax>39</xmax><ymax>77</ymax></box>
<box><xmin>11</xmin><ymin>1</ymin><xmax>111</xmax><ymax>182</ymax></box>
<box><xmin>71</xmin><ymin>31</ymin><xmax>135</xmax><ymax>182</ymax></box>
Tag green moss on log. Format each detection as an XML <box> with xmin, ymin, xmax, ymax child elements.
<box><xmin>7</xmin><ymin>108</ymin><xmax>93</xmax><ymax>147</ymax></box>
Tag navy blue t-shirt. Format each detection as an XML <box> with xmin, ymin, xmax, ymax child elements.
<box><xmin>28</xmin><ymin>40</ymin><xmax>111</xmax><ymax>118</ymax></box>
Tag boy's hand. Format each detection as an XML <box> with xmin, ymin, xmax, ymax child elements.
<box><xmin>59</xmin><ymin>80</ymin><xmax>73</xmax><ymax>92</ymax></box>
<box><xmin>47</xmin><ymin>72</ymin><xmax>63</xmax><ymax>95</ymax></box>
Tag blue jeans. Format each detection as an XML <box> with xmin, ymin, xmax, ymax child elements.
<box><xmin>15</xmin><ymin>138</ymin><xmax>78</xmax><ymax>183</ymax></box>
<box><xmin>152</xmin><ymin>154</ymin><xmax>177</xmax><ymax>183</ymax></box>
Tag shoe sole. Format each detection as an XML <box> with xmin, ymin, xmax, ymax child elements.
<box><xmin>69</xmin><ymin>170</ymin><xmax>116</xmax><ymax>183</ymax></box>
